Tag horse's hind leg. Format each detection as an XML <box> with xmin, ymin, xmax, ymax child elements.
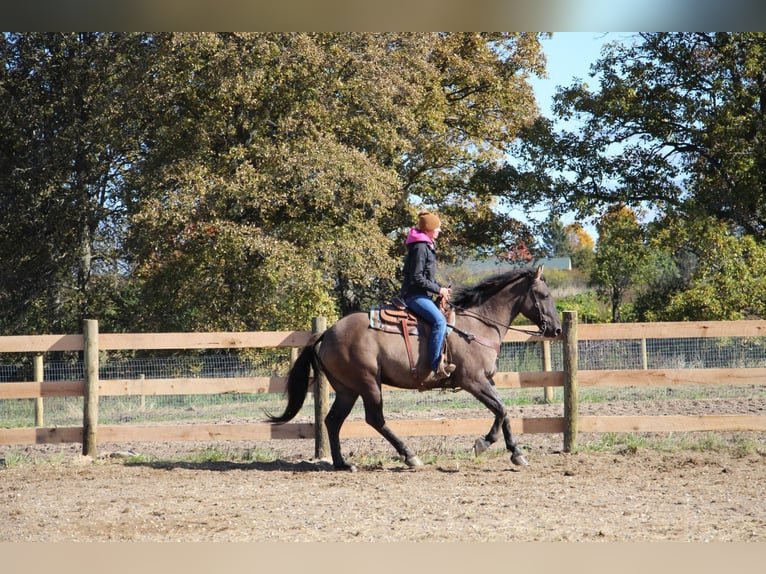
<box><xmin>361</xmin><ymin>394</ymin><xmax>423</xmax><ymax>468</ymax></box>
<box><xmin>325</xmin><ymin>391</ymin><xmax>359</xmax><ymax>471</ymax></box>
<box><xmin>467</xmin><ymin>379</ymin><xmax>528</xmax><ymax>466</ymax></box>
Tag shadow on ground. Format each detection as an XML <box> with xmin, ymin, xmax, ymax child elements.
<box><xmin>124</xmin><ymin>458</ymin><xmax>335</xmax><ymax>472</ymax></box>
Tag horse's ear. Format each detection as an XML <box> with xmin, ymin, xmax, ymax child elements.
<box><xmin>535</xmin><ymin>265</ymin><xmax>544</xmax><ymax>280</ymax></box>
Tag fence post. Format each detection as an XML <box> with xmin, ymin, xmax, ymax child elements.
<box><xmin>312</xmin><ymin>316</ymin><xmax>330</xmax><ymax>460</ymax></box>
<box><xmin>641</xmin><ymin>338</ymin><xmax>648</xmax><ymax>370</ymax></box>
<box><xmin>139</xmin><ymin>373</ymin><xmax>146</xmax><ymax>411</ymax></box>
<box><xmin>33</xmin><ymin>354</ymin><xmax>44</xmax><ymax>427</ymax></box>
<box><xmin>542</xmin><ymin>340</ymin><xmax>553</xmax><ymax>403</ymax></box>
<box><xmin>82</xmin><ymin>319</ymin><xmax>100</xmax><ymax>457</ymax></box>
<box><xmin>562</xmin><ymin>310</ymin><xmax>578</xmax><ymax>453</ymax></box>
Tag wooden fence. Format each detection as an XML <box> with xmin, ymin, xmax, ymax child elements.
<box><xmin>1</xmin><ymin>313</ymin><xmax>765</xmax><ymax>458</ymax></box>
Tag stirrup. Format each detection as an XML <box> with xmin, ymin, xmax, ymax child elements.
<box><xmin>436</xmin><ymin>362</ymin><xmax>456</xmax><ymax>378</ymax></box>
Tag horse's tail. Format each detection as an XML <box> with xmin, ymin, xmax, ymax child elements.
<box><xmin>266</xmin><ymin>333</ymin><xmax>323</xmax><ymax>424</ymax></box>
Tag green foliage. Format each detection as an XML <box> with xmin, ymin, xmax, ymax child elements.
<box><xmin>635</xmin><ymin>216</ymin><xmax>766</xmax><ymax>321</ymax></box>
<box><xmin>0</xmin><ymin>33</ymin><xmax>148</xmax><ymax>334</ymax></box>
<box><xmin>511</xmin><ymin>33</ymin><xmax>766</xmax><ymax>323</ymax></box>
<box><xmin>516</xmin><ymin>33</ymin><xmax>766</xmax><ymax>239</ymax></box>
<box><xmin>590</xmin><ymin>205</ymin><xmax>648</xmax><ymax>322</ymax></box>
<box><xmin>0</xmin><ymin>32</ymin><xmax>548</xmax><ymax>333</ymax></box>
<box><xmin>555</xmin><ymin>291</ymin><xmax>609</xmax><ymax>324</ymax></box>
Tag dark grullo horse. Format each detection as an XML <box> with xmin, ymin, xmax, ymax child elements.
<box><xmin>268</xmin><ymin>265</ymin><xmax>562</xmax><ymax>471</ymax></box>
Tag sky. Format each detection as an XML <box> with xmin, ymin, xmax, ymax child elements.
<box><xmin>517</xmin><ymin>32</ymin><xmax>634</xmax><ymax>241</ymax></box>
<box><xmin>531</xmin><ymin>32</ymin><xmax>618</xmax><ymax>116</ymax></box>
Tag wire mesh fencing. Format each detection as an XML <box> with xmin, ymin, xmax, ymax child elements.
<box><xmin>1</xmin><ymin>335</ymin><xmax>765</xmax><ymax>428</ymax></box>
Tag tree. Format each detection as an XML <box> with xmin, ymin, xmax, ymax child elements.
<box><xmin>635</xmin><ymin>216</ymin><xmax>766</xmax><ymax>321</ymax></box>
<box><xmin>498</xmin><ymin>241</ymin><xmax>533</xmax><ymax>267</ymax></box>
<box><xmin>565</xmin><ymin>222</ymin><xmax>595</xmax><ymax>273</ymax></box>
<box><xmin>127</xmin><ymin>33</ymin><xmax>548</xmax><ymax>329</ymax></box>
<box><xmin>538</xmin><ymin>215</ymin><xmax>595</xmax><ymax>272</ymax></box>
<box><xmin>540</xmin><ymin>214</ymin><xmax>569</xmax><ymax>257</ymax></box>
<box><xmin>0</xmin><ymin>33</ymin><xmax>548</xmax><ymax>333</ymax></box>
<box><xmin>590</xmin><ymin>204</ymin><xmax>647</xmax><ymax>322</ymax></box>
<box><xmin>0</xmin><ymin>33</ymin><xmax>148</xmax><ymax>334</ymax></box>
<box><xmin>512</xmin><ymin>33</ymin><xmax>766</xmax><ymax>239</ymax></box>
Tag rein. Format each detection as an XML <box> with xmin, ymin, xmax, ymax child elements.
<box><xmin>451</xmin><ymin>304</ymin><xmax>545</xmax><ymax>337</ymax></box>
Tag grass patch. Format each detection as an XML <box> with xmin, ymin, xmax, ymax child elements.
<box><xmin>347</xmin><ymin>436</ymin><xmax>507</xmax><ymax>469</ymax></box>
<box><xmin>183</xmin><ymin>445</ymin><xmax>280</xmax><ymax>464</ymax></box>
<box><xmin>582</xmin><ymin>432</ymin><xmax>648</xmax><ymax>454</ymax></box>
<box><xmin>0</xmin><ymin>449</ymin><xmax>33</xmax><ymax>468</ymax></box>
<box><xmin>0</xmin><ymin>447</ymin><xmax>72</xmax><ymax>468</ymax></box>
<box><xmin>122</xmin><ymin>445</ymin><xmax>280</xmax><ymax>467</ymax></box>
<box><xmin>581</xmin><ymin>432</ymin><xmax>766</xmax><ymax>457</ymax></box>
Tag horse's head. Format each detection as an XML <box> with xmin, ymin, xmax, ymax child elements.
<box><xmin>519</xmin><ymin>265</ymin><xmax>562</xmax><ymax>338</ymax></box>
<box><xmin>451</xmin><ymin>265</ymin><xmax>562</xmax><ymax>339</ymax></box>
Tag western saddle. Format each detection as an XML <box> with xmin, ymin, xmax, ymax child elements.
<box><xmin>369</xmin><ymin>296</ymin><xmax>454</xmax><ymax>386</ymax></box>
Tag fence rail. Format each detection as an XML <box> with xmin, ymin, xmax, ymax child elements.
<box><xmin>1</xmin><ymin>314</ymin><xmax>765</xmax><ymax>457</ymax></box>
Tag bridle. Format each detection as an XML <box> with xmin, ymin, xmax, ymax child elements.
<box><xmin>448</xmin><ymin>275</ymin><xmax>548</xmax><ymax>339</ymax></box>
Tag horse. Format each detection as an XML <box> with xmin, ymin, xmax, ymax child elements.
<box><xmin>267</xmin><ymin>265</ymin><xmax>562</xmax><ymax>471</ymax></box>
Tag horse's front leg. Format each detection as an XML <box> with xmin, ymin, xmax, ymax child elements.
<box><xmin>469</xmin><ymin>378</ymin><xmax>528</xmax><ymax>466</ymax></box>
<box><xmin>474</xmin><ymin>413</ymin><xmax>502</xmax><ymax>456</ymax></box>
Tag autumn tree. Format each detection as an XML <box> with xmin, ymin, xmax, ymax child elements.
<box><xmin>538</xmin><ymin>214</ymin><xmax>595</xmax><ymax>271</ymax></box>
<box><xmin>0</xmin><ymin>32</ymin><xmax>548</xmax><ymax>333</ymax></box>
<box><xmin>565</xmin><ymin>222</ymin><xmax>595</xmax><ymax>273</ymax></box>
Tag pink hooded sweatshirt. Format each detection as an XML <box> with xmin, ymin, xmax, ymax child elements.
<box><xmin>405</xmin><ymin>227</ymin><xmax>433</xmax><ymax>246</ymax></box>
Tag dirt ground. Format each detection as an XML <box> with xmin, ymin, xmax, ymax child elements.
<box><xmin>1</xmin><ymin>398</ymin><xmax>765</xmax><ymax>542</ymax></box>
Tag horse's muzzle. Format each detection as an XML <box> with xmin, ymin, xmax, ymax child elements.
<box><xmin>543</xmin><ymin>323</ymin><xmax>562</xmax><ymax>338</ymax></box>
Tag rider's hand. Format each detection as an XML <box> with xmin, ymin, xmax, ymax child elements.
<box><xmin>439</xmin><ymin>286</ymin><xmax>451</xmax><ymax>301</ymax></box>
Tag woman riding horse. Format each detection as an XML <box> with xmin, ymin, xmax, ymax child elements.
<box><xmin>269</xmin><ymin>261</ymin><xmax>562</xmax><ymax>471</ymax></box>
<box><xmin>400</xmin><ymin>211</ymin><xmax>455</xmax><ymax>384</ymax></box>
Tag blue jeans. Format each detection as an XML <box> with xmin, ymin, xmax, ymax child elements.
<box><xmin>405</xmin><ymin>294</ymin><xmax>447</xmax><ymax>372</ymax></box>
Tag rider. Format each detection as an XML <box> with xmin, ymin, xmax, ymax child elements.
<box><xmin>400</xmin><ymin>211</ymin><xmax>456</xmax><ymax>383</ymax></box>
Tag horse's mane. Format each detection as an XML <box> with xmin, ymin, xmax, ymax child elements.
<box><xmin>451</xmin><ymin>267</ymin><xmax>534</xmax><ymax>309</ymax></box>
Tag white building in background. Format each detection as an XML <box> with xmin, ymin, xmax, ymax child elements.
<box><xmin>533</xmin><ymin>257</ymin><xmax>572</xmax><ymax>271</ymax></box>
<box><xmin>442</xmin><ymin>256</ymin><xmax>572</xmax><ymax>279</ymax></box>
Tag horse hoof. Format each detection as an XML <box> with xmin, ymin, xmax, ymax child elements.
<box><xmin>334</xmin><ymin>463</ymin><xmax>358</xmax><ymax>472</ymax></box>
<box><xmin>405</xmin><ymin>455</ymin><xmax>423</xmax><ymax>468</ymax></box>
<box><xmin>511</xmin><ymin>453</ymin><xmax>529</xmax><ymax>466</ymax></box>
<box><xmin>474</xmin><ymin>438</ymin><xmax>490</xmax><ymax>456</ymax></box>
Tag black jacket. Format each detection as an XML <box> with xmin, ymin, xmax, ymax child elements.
<box><xmin>400</xmin><ymin>240</ymin><xmax>441</xmax><ymax>299</ymax></box>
